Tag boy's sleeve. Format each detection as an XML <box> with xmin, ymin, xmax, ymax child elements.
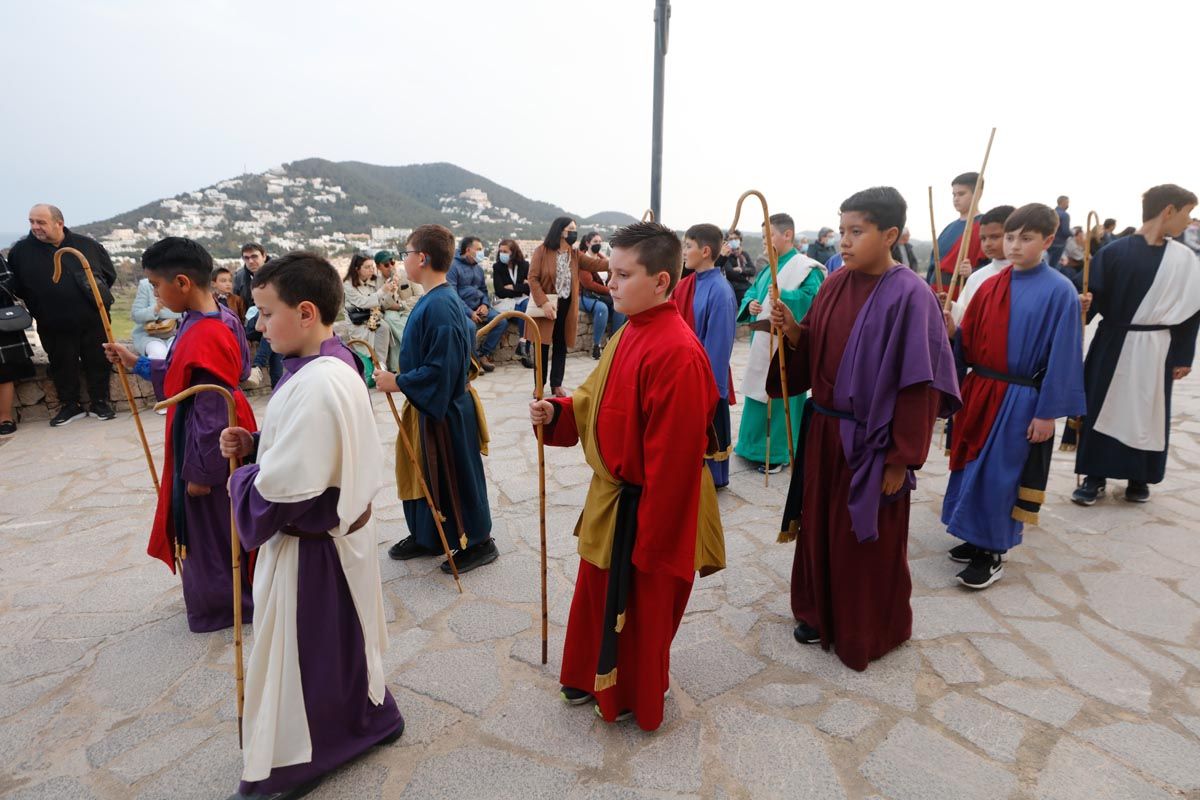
<box><xmin>180</xmin><ymin>368</ymin><xmax>235</xmax><ymax>486</ymax></box>
<box><xmin>540</xmin><ymin>397</ymin><xmax>579</xmax><ymax>447</ymax></box>
<box><xmin>1034</xmin><ymin>288</ymin><xmax>1086</xmax><ymax>420</ymax></box>
<box><xmin>395</xmin><ymin>322</ymin><xmax>467</xmax><ymax>420</ymax></box>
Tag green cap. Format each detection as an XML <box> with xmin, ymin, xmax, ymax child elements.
<box><xmin>374</xmin><ymin>250</ymin><xmax>396</xmax><ymax>264</ymax></box>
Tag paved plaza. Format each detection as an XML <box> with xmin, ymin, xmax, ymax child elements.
<box><xmin>2</xmin><ymin>339</ymin><xmax>1200</xmax><ymax>799</ymax></box>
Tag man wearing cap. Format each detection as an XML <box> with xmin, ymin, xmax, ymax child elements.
<box><xmin>806</xmin><ymin>227</ymin><xmax>838</xmax><ymax>266</ymax></box>
<box><xmin>374</xmin><ymin>250</ymin><xmax>422</xmax><ymax>371</ymax></box>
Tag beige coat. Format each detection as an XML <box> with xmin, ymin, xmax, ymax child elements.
<box><xmin>527</xmin><ymin>244</ymin><xmax>608</xmax><ymax>348</ymax></box>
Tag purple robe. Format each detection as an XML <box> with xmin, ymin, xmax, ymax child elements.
<box><xmin>229</xmin><ymin>336</ymin><xmax>401</xmax><ymax>795</ymax></box>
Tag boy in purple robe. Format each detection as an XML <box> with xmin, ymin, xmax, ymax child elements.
<box><xmin>103</xmin><ymin>237</ymin><xmax>256</xmax><ymax>633</ymax></box>
<box><xmin>220</xmin><ymin>252</ymin><xmax>403</xmax><ymax>800</ymax></box>
<box><xmin>768</xmin><ymin>187</ymin><xmax>960</xmax><ymax>671</ymax></box>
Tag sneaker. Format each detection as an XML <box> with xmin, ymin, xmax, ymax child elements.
<box><xmin>561</xmin><ymin>686</ymin><xmax>593</xmax><ymax>706</ymax></box>
<box><xmin>1124</xmin><ymin>481</ymin><xmax>1151</xmax><ymax>503</ymax></box>
<box><xmin>591</xmin><ymin>344</ymin><xmax>602</xmax><ymax>360</ymax></box>
<box><xmin>243</xmin><ymin>366</ymin><xmax>264</xmax><ymax>389</ymax></box>
<box><xmin>1070</xmin><ymin>476</ymin><xmax>1107</xmax><ymax>506</ymax></box>
<box><xmin>388</xmin><ymin>535</ymin><xmax>437</xmax><ymax>561</ymax></box>
<box><xmin>89</xmin><ymin>401</ymin><xmax>116</xmax><ymax>421</ymax></box>
<box><xmin>50</xmin><ymin>403</ymin><xmax>87</xmax><ymax>427</ymax></box>
<box><xmin>440</xmin><ymin>537</ymin><xmax>499</xmax><ymax>574</ymax></box>
<box><xmin>957</xmin><ymin>550</ymin><xmax>1004</xmax><ymax>590</ymax></box>
<box><xmin>757</xmin><ymin>462</ymin><xmax>786</xmax><ymax>475</ymax></box>
<box><xmin>948</xmin><ymin>542</ymin><xmax>979</xmax><ymax>564</ymax></box>
<box><xmin>0</xmin><ymin>420</ymin><xmax>15</xmax><ymax>437</ymax></box>
<box><xmin>226</xmin><ymin>777</ymin><xmax>322</xmax><ymax>800</ymax></box>
<box><xmin>595</xmin><ymin>705</ymin><xmax>634</xmax><ymax>722</ymax></box>
<box><xmin>793</xmin><ymin>621</ymin><xmax>821</xmax><ymax>644</ymax></box>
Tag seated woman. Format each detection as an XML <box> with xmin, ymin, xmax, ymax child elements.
<box><xmin>492</xmin><ymin>238</ymin><xmax>534</xmax><ymax>368</ymax></box>
<box><xmin>577</xmin><ymin>231</ymin><xmax>626</xmax><ymax>359</ymax></box>
<box><xmin>131</xmin><ymin>276</ymin><xmax>183</xmax><ymax>361</ymax></box>
<box><xmin>343</xmin><ymin>253</ymin><xmax>395</xmax><ymax>369</ymax></box>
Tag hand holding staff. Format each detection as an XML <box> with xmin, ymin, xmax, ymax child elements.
<box><xmin>347</xmin><ymin>339</ymin><xmax>463</xmax><ymax>595</ymax></box>
<box><xmin>475</xmin><ymin>310</ymin><xmax>550</xmax><ymax>664</ymax></box>
<box><xmin>1081</xmin><ymin>210</ymin><xmax>1100</xmax><ymax>330</ymax></box>
<box><xmin>53</xmin><ymin>247</ymin><xmax>159</xmax><ymax>492</ymax></box>
<box><xmin>942</xmin><ymin>128</ymin><xmax>997</xmax><ymax>314</ymax></box>
<box><xmin>156</xmin><ymin>383</ymin><xmax>245</xmax><ymax>747</ymax></box>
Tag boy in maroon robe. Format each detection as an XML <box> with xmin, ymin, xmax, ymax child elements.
<box><xmin>530</xmin><ymin>222</ymin><xmax>725</xmax><ymax>731</ymax></box>
<box><xmin>104</xmin><ymin>237</ymin><xmax>256</xmax><ymax>633</ymax></box>
<box><xmin>769</xmin><ymin>187</ymin><xmax>960</xmax><ymax>671</ymax></box>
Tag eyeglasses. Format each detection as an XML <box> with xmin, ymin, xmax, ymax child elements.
<box><xmin>399</xmin><ymin>250</ymin><xmax>418</xmax><ymax>258</ymax></box>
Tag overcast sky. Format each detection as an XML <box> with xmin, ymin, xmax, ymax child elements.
<box><xmin>2</xmin><ymin>0</ymin><xmax>1196</xmax><ymax>239</ymax></box>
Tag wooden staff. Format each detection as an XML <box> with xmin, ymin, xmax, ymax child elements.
<box><xmin>1081</xmin><ymin>210</ymin><xmax>1100</xmax><ymax>331</ymax></box>
<box><xmin>641</xmin><ymin>209</ymin><xmax>656</xmax><ymax>223</ymax></box>
<box><xmin>154</xmin><ymin>383</ymin><xmax>244</xmax><ymax>747</ymax></box>
<box><xmin>474</xmin><ymin>310</ymin><xmax>549</xmax><ymax>664</ymax></box>
<box><xmin>928</xmin><ymin>186</ymin><xmax>944</xmax><ymax>295</ymax></box>
<box><xmin>943</xmin><ymin>128</ymin><xmax>998</xmax><ymax>314</ymax></box>
<box><xmin>53</xmin><ymin>248</ymin><xmax>159</xmax><ymax>492</ymax></box>
<box><xmin>347</xmin><ymin>339</ymin><xmax>462</xmax><ymax>594</ymax></box>
<box><xmin>730</xmin><ymin>190</ymin><xmax>793</xmax><ymax>486</ymax></box>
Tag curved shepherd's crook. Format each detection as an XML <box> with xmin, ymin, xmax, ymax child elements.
<box><xmin>943</xmin><ymin>128</ymin><xmax>998</xmax><ymax>314</ymax></box>
<box><xmin>641</xmin><ymin>209</ymin><xmax>656</xmax><ymax>223</ymax></box>
<box><xmin>1081</xmin><ymin>210</ymin><xmax>1100</xmax><ymax>331</ymax></box>
<box><xmin>473</xmin><ymin>310</ymin><xmax>549</xmax><ymax>664</ymax></box>
<box><xmin>730</xmin><ymin>190</ymin><xmax>793</xmax><ymax>486</ymax></box>
<box><xmin>154</xmin><ymin>384</ymin><xmax>245</xmax><ymax>747</ymax></box>
<box><xmin>53</xmin><ymin>248</ymin><xmax>159</xmax><ymax>492</ymax></box>
<box><xmin>347</xmin><ymin>339</ymin><xmax>463</xmax><ymax>594</ymax></box>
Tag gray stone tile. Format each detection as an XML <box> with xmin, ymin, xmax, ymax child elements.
<box><xmin>109</xmin><ymin>725</ymin><xmax>215</xmax><ymax>783</ymax></box>
<box><xmin>911</xmin><ymin>596</ymin><xmax>1004</xmax><ymax>640</ymax></box>
<box><xmin>169</xmin><ymin>667</ymin><xmax>235</xmax><ymax>710</ymax></box>
<box><xmin>0</xmin><ymin>639</ymin><xmax>91</xmax><ymax>683</ymax></box>
<box><xmin>5</xmin><ymin>776</ymin><xmax>97</xmax><ymax>800</ymax></box>
<box><xmin>307</xmin><ymin>760</ymin><xmax>388</xmax><ymax>800</ymax></box>
<box><xmin>860</xmin><ymin>719</ymin><xmax>1017</xmax><ymax>800</ymax></box>
<box><xmin>1081</xmin><ymin>721</ymin><xmax>1200</xmax><ymax>790</ymax></box>
<box><xmin>133</xmin><ymin>734</ymin><xmax>242</xmax><ymax>800</ymax></box>
<box><xmin>909</xmin><ymin>554</ymin><xmax>962</xmax><ymax>589</ymax></box>
<box><xmin>395</xmin><ymin>646</ymin><xmax>501</xmax><ymax>715</ymax></box>
<box><xmin>1034</xmin><ymin>737</ymin><xmax>1173</xmax><ymax>800</ymax></box>
<box><xmin>399</xmin><ymin>745</ymin><xmax>577</xmax><ymax>799</ymax></box>
<box><xmin>982</xmin><ymin>584</ymin><xmax>1059</xmax><ymax>618</ymax></box>
<box><xmin>930</xmin><ymin>693</ymin><xmax>1025</xmax><ymax>762</ymax></box>
<box><xmin>393</xmin><ymin>573</ymin><xmax>460</xmax><ymax>624</ymax></box>
<box><xmin>479</xmin><ymin>683</ymin><xmax>604</xmax><ymax>768</ymax></box>
<box><xmin>746</xmin><ymin>683</ymin><xmax>823</xmax><ymax>708</ymax></box>
<box><xmin>1011</xmin><ymin>620</ymin><xmax>1152</xmax><ymax>711</ymax></box>
<box><xmin>978</xmin><ymin>682</ymin><xmax>1083</xmax><ymax>727</ymax></box>
<box><xmin>382</xmin><ymin>627</ymin><xmax>433</xmax><ymax>678</ymax></box>
<box><xmin>1027</xmin><ymin>572</ymin><xmax>1079</xmax><ymax>607</ymax></box>
<box><xmin>84</xmin><ymin>615</ymin><xmax>209</xmax><ymax>713</ymax></box>
<box><xmin>923</xmin><ymin>643</ymin><xmax>984</xmax><ymax>684</ymax></box>
<box><xmin>628</xmin><ymin>720</ymin><xmax>702</xmax><ymax>792</ymax></box>
<box><xmin>447</xmin><ymin>601</ymin><xmax>532</xmax><ymax>642</ymax></box>
<box><xmin>1077</xmin><ymin>615</ymin><xmax>1186</xmax><ymax>683</ymax></box>
<box><xmin>85</xmin><ymin>711</ymin><xmax>191</xmax><ymax>767</ymax></box>
<box><xmin>567</xmin><ymin>784</ymin><xmax>695</xmax><ymax>800</ymax></box>
<box><xmin>392</xmin><ymin>687</ymin><xmax>459</xmax><ymax>747</ymax></box>
<box><xmin>1175</xmin><ymin>714</ymin><xmax>1200</xmax><ymax>740</ymax></box>
<box><xmin>1163</xmin><ymin>646</ymin><xmax>1200</xmax><ymax>671</ymax></box>
<box><xmin>968</xmin><ymin>636</ymin><xmax>1053</xmax><ymax>680</ymax></box>
<box><xmin>1078</xmin><ymin>572</ymin><xmax>1199</xmax><ymax>645</ymax></box>
<box><xmin>816</xmin><ymin>700</ymin><xmax>878</xmax><ymax>739</ymax></box>
<box><xmin>714</xmin><ymin>707</ymin><xmax>845</xmax><ymax>799</ymax></box>
<box><xmin>672</xmin><ymin>637</ymin><xmax>764</xmax><ymax>703</ymax></box>
<box><xmin>0</xmin><ymin>672</ymin><xmax>73</xmax><ymax>720</ymax></box>
<box><xmin>510</xmin><ymin>628</ymin><xmax>566</xmax><ymax>676</ymax></box>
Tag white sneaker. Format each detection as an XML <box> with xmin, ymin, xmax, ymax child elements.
<box><xmin>243</xmin><ymin>367</ymin><xmax>264</xmax><ymax>389</ymax></box>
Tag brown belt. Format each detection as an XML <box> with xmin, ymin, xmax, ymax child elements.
<box><xmin>281</xmin><ymin>503</ymin><xmax>372</xmax><ymax>540</ymax></box>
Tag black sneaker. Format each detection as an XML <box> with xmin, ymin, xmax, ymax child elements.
<box><xmin>1071</xmin><ymin>477</ymin><xmax>1107</xmax><ymax>506</ymax></box>
<box><xmin>519</xmin><ymin>342</ymin><xmax>535</xmax><ymax>369</ymax></box>
<box><xmin>0</xmin><ymin>420</ymin><xmax>15</xmax><ymax>437</ymax></box>
<box><xmin>793</xmin><ymin>621</ymin><xmax>821</xmax><ymax>644</ymax></box>
<box><xmin>591</xmin><ymin>344</ymin><xmax>602</xmax><ymax>360</ymax></box>
<box><xmin>1124</xmin><ymin>481</ymin><xmax>1150</xmax><ymax>503</ymax></box>
<box><xmin>595</xmin><ymin>705</ymin><xmax>634</xmax><ymax>722</ymax></box>
<box><xmin>957</xmin><ymin>550</ymin><xmax>1004</xmax><ymax>590</ymax></box>
<box><xmin>375</xmin><ymin>719</ymin><xmax>405</xmax><ymax>747</ymax></box>
<box><xmin>561</xmin><ymin>686</ymin><xmax>593</xmax><ymax>706</ymax></box>
<box><xmin>440</xmin><ymin>537</ymin><xmax>499</xmax><ymax>574</ymax></box>
<box><xmin>757</xmin><ymin>462</ymin><xmax>786</xmax><ymax>475</ymax></box>
<box><xmin>948</xmin><ymin>542</ymin><xmax>979</xmax><ymax>563</ymax></box>
<box><xmin>89</xmin><ymin>401</ymin><xmax>116</xmax><ymax>420</ymax></box>
<box><xmin>226</xmin><ymin>777</ymin><xmax>322</xmax><ymax>800</ymax></box>
<box><xmin>388</xmin><ymin>536</ymin><xmax>437</xmax><ymax>561</ymax></box>
<box><xmin>50</xmin><ymin>403</ymin><xmax>87</xmax><ymax>427</ymax></box>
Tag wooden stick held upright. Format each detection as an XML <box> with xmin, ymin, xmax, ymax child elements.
<box><xmin>928</xmin><ymin>186</ymin><xmax>944</xmax><ymax>294</ymax></box>
<box><xmin>942</xmin><ymin>128</ymin><xmax>998</xmax><ymax>314</ymax></box>
<box><xmin>347</xmin><ymin>339</ymin><xmax>462</xmax><ymax>594</ymax></box>
<box><xmin>1081</xmin><ymin>210</ymin><xmax>1100</xmax><ymax>331</ymax></box>
<box><xmin>641</xmin><ymin>209</ymin><xmax>656</xmax><ymax>223</ymax></box>
<box><xmin>729</xmin><ymin>190</ymin><xmax>794</xmax><ymax>485</ymax></box>
<box><xmin>53</xmin><ymin>248</ymin><xmax>159</xmax><ymax>492</ymax></box>
<box><xmin>154</xmin><ymin>384</ymin><xmax>244</xmax><ymax>747</ymax></box>
<box><xmin>474</xmin><ymin>311</ymin><xmax>549</xmax><ymax>663</ymax></box>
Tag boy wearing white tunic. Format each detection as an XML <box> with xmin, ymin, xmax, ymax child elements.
<box><xmin>221</xmin><ymin>252</ymin><xmax>403</xmax><ymax>800</ymax></box>
<box><xmin>1073</xmin><ymin>185</ymin><xmax>1200</xmax><ymax>505</ymax></box>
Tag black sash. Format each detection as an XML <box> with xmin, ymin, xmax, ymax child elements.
<box><xmin>1110</xmin><ymin>322</ymin><xmax>1171</xmax><ymax>332</ymax></box>
<box><xmin>595</xmin><ymin>483</ymin><xmax>642</xmax><ymax>692</ymax></box>
<box><xmin>967</xmin><ymin>363</ymin><xmax>1044</xmax><ymax>388</ymax></box>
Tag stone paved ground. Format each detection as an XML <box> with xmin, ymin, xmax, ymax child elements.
<box><xmin>2</xmin><ymin>340</ymin><xmax>1200</xmax><ymax>799</ymax></box>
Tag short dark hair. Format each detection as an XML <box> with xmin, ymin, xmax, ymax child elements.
<box><xmin>839</xmin><ymin>186</ymin><xmax>907</xmax><ymax>235</ymax></box>
<box><xmin>685</xmin><ymin>223</ymin><xmax>723</xmax><ymax>261</ymax></box>
<box><xmin>767</xmin><ymin>213</ymin><xmax>795</xmax><ymax>236</ymax></box>
<box><xmin>345</xmin><ymin>252</ymin><xmax>375</xmax><ymax>287</ymax></box>
<box><xmin>543</xmin><ymin>216</ymin><xmax>576</xmax><ymax>250</ymax></box>
<box><xmin>251</xmin><ymin>251</ymin><xmax>343</xmax><ymax>325</ymax></box>
<box><xmin>458</xmin><ymin>235</ymin><xmax>481</xmax><ymax>256</ymax></box>
<box><xmin>609</xmin><ymin>222</ymin><xmax>683</xmax><ymax>292</ymax></box>
<box><xmin>727</xmin><ymin>228</ymin><xmax>743</xmax><ymax>239</ymax></box>
<box><xmin>580</xmin><ymin>230</ymin><xmax>603</xmax><ymax>250</ymax></box>
<box><xmin>1057</xmin><ymin>195</ymin><xmax>1070</xmax><ymax>204</ymax></box>
<box><xmin>1142</xmin><ymin>184</ymin><xmax>1199</xmax><ymax>222</ymax></box>
<box><xmin>1103</xmin><ymin>218</ymin><xmax>1116</xmax><ymax>229</ymax></box>
<box><xmin>952</xmin><ymin>172</ymin><xmax>979</xmax><ymax>190</ymax></box>
<box><xmin>241</xmin><ymin>242</ymin><xmax>266</xmax><ymax>256</ymax></box>
<box><xmin>407</xmin><ymin>224</ymin><xmax>455</xmax><ymax>272</ymax></box>
<box><xmin>1004</xmin><ymin>203</ymin><xmax>1059</xmax><ymax>237</ymax></box>
<box><xmin>497</xmin><ymin>238</ymin><xmax>527</xmax><ymax>265</ymax></box>
<box><xmin>141</xmin><ymin>236</ymin><xmax>214</xmax><ymax>286</ymax></box>
<box><xmin>211</xmin><ymin>265</ymin><xmax>232</xmax><ymax>281</ymax></box>
<box><xmin>980</xmin><ymin>205</ymin><xmax>1016</xmax><ymax>227</ymax></box>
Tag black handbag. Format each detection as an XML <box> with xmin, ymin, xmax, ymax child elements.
<box><xmin>347</xmin><ymin>306</ymin><xmax>371</xmax><ymax>325</ymax></box>
<box><xmin>0</xmin><ymin>297</ymin><xmax>32</xmax><ymax>333</ymax></box>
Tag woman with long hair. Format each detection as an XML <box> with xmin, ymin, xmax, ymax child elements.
<box><xmin>343</xmin><ymin>253</ymin><xmax>396</xmax><ymax>368</ymax></box>
<box><xmin>492</xmin><ymin>238</ymin><xmax>535</xmax><ymax>367</ymax></box>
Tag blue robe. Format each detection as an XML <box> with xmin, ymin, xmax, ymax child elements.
<box><xmin>942</xmin><ymin>263</ymin><xmax>1085</xmax><ymax>551</ymax></box>
<box><xmin>396</xmin><ymin>283</ymin><xmax>492</xmax><ymax>549</ymax></box>
<box><xmin>690</xmin><ymin>268</ymin><xmax>737</xmax><ymax>486</ymax></box>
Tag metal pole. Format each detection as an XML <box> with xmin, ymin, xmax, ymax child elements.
<box><xmin>650</xmin><ymin>0</ymin><xmax>670</xmax><ymax>222</ymax></box>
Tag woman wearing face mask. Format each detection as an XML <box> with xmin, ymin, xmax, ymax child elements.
<box><xmin>492</xmin><ymin>238</ymin><xmax>535</xmax><ymax>368</ymax></box>
<box><xmin>343</xmin><ymin>253</ymin><xmax>395</xmax><ymax>369</ymax></box>
<box><xmin>527</xmin><ymin>216</ymin><xmax>608</xmax><ymax>396</ymax></box>
<box><xmin>715</xmin><ymin>228</ymin><xmax>757</xmax><ymax>308</ymax></box>
<box><xmin>577</xmin><ymin>231</ymin><xmax>626</xmax><ymax>359</ymax></box>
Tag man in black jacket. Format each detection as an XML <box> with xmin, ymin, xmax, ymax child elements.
<box><xmin>233</xmin><ymin>242</ymin><xmax>281</xmax><ymax>388</ymax></box>
<box><xmin>7</xmin><ymin>204</ymin><xmax>117</xmax><ymax>426</ymax></box>
<box><xmin>714</xmin><ymin>229</ymin><xmax>757</xmax><ymax>307</ymax></box>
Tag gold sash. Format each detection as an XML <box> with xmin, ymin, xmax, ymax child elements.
<box><xmin>394</xmin><ymin>383</ymin><xmax>490</xmax><ymax>501</ymax></box>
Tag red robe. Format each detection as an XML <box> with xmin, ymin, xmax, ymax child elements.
<box><xmin>937</xmin><ymin>220</ymin><xmax>985</xmax><ymax>300</ymax></box>
<box><xmin>771</xmin><ymin>269</ymin><xmax>940</xmax><ymax>671</ymax></box>
<box><xmin>544</xmin><ymin>301</ymin><xmax>717</xmax><ymax>730</ymax></box>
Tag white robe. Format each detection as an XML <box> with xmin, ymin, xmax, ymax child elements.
<box><xmin>950</xmin><ymin>259</ymin><xmax>1009</xmax><ymax>325</ymax></box>
<box><xmin>240</xmin><ymin>356</ymin><xmax>387</xmax><ymax>782</ymax></box>
<box><xmin>740</xmin><ymin>254</ymin><xmax>822</xmax><ymax>403</ymax></box>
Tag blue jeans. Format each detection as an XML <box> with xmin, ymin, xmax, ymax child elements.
<box><xmin>580</xmin><ymin>296</ymin><xmax>626</xmax><ymax>345</ymax></box>
<box><xmin>475</xmin><ymin>306</ymin><xmax>505</xmax><ymax>356</ymax></box>
<box><xmin>253</xmin><ymin>338</ymin><xmax>284</xmax><ymax>386</ymax></box>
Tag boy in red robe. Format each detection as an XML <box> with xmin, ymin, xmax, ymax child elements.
<box><xmin>530</xmin><ymin>221</ymin><xmax>725</xmax><ymax>731</ymax></box>
<box><xmin>104</xmin><ymin>237</ymin><xmax>256</xmax><ymax>632</ymax></box>
<box><xmin>769</xmin><ymin>187</ymin><xmax>960</xmax><ymax>671</ymax></box>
